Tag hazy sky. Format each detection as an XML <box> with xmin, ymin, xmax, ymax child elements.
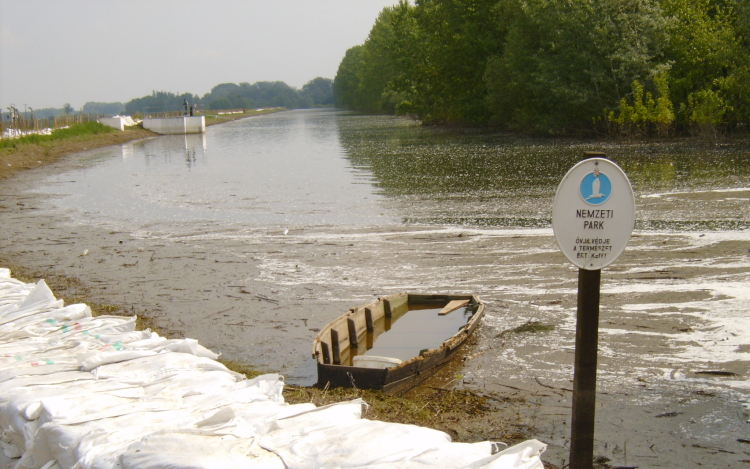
<box><xmin>0</xmin><ymin>0</ymin><xmax>397</xmax><ymax>110</ymax></box>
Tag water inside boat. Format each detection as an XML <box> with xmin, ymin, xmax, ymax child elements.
<box><xmin>344</xmin><ymin>303</ymin><xmax>475</xmax><ymax>365</ymax></box>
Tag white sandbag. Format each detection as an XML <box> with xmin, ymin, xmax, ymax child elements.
<box><xmin>0</xmin><ymin>371</ymin><xmax>95</xmax><ymax>394</ymax></box>
<box><xmin>229</xmin><ymin>402</ymin><xmax>317</xmax><ymax>437</ymax></box>
<box><xmin>120</xmin><ymin>431</ymin><xmax>285</xmax><ymax>469</ymax></box>
<box><xmin>0</xmin><ymin>364</ymin><xmax>82</xmax><ymax>384</ymax></box>
<box><xmin>91</xmin><ymin>352</ymin><xmax>242</xmax><ymax>384</ymax></box>
<box><xmin>0</xmin><ymin>276</ymin><xmax>34</xmax><ymax>308</ymax></box>
<box><xmin>56</xmin><ymin>315</ymin><xmax>136</xmax><ymax>340</ymax></box>
<box><xmin>34</xmin><ymin>409</ymin><xmax>197</xmax><ymax>469</ymax></box>
<box><xmin>161</xmin><ymin>338</ymin><xmax>219</xmax><ymax>360</ymax></box>
<box><xmin>142</xmin><ymin>370</ymin><xmax>243</xmax><ymax>399</ymax></box>
<box><xmin>188</xmin><ymin>374</ymin><xmax>284</xmax><ymax>413</ymax></box>
<box><xmin>461</xmin><ymin>440</ymin><xmax>546</xmax><ymax>469</ymax></box>
<box><xmin>0</xmin><ymin>280</ymin><xmax>63</xmax><ymax>324</ymax></box>
<box><xmin>0</xmin><ymin>379</ymin><xmax>140</xmax><ymax>434</ymax></box>
<box><xmin>0</xmin><ymin>306</ymin><xmax>91</xmax><ymax>341</ymax></box>
<box><xmin>79</xmin><ymin>350</ymin><xmax>159</xmax><ymax>371</ymax></box>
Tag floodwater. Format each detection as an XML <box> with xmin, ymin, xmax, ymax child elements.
<box><xmin>359</xmin><ymin>304</ymin><xmax>475</xmax><ymax>363</ymax></box>
<box><xmin>4</xmin><ymin>109</ymin><xmax>750</xmax><ymax>467</ymax></box>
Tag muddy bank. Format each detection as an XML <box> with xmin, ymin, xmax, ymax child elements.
<box><xmin>0</xmin><ymin>127</ymin><xmax>157</xmax><ymax>181</ymax></box>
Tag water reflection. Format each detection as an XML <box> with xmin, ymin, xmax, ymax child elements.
<box><xmin>37</xmin><ymin>110</ymin><xmax>750</xmax><ymax>232</ymax></box>
<box><xmin>337</xmin><ymin>114</ymin><xmax>750</xmax><ymax>231</ymax></box>
<box><xmin>125</xmin><ymin>134</ymin><xmax>207</xmax><ymax>170</ymax></box>
<box><xmin>40</xmin><ymin>110</ymin><xmax>390</xmax><ymax>227</ymax></box>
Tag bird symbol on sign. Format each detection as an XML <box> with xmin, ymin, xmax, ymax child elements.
<box><xmin>586</xmin><ymin>163</ymin><xmax>603</xmax><ymax>200</ymax></box>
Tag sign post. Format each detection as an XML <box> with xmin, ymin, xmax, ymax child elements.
<box><xmin>552</xmin><ymin>152</ymin><xmax>635</xmax><ymax>469</ymax></box>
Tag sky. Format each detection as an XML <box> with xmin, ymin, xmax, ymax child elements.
<box><xmin>0</xmin><ymin>0</ymin><xmax>398</xmax><ymax>110</ymax></box>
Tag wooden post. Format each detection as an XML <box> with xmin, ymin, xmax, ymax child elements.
<box><xmin>569</xmin><ymin>267</ymin><xmax>601</xmax><ymax>468</ymax></box>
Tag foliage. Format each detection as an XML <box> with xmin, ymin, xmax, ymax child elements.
<box><xmin>661</xmin><ymin>0</ymin><xmax>747</xmax><ymax>125</ymax></box>
<box><xmin>333</xmin><ymin>45</ymin><xmax>366</xmax><ymax>109</ymax></box>
<box><xmin>208</xmin><ymin>97</ymin><xmax>233</xmax><ymax>110</ymax></box>
<box><xmin>202</xmin><ymin>83</ymin><xmax>249</xmax><ymax>110</ymax></box>
<box><xmin>396</xmin><ymin>0</ymin><xmax>504</xmax><ymax>124</ymax></box>
<box><xmin>0</xmin><ymin>121</ymin><xmax>116</xmax><ymax>149</ymax></box>
<box><xmin>199</xmin><ymin>79</ymin><xmax>332</xmax><ymax>111</ymax></box>
<box><xmin>333</xmin><ymin>6</ymin><xmax>402</xmax><ymax>114</ymax></box>
<box><xmin>607</xmin><ymin>73</ymin><xmax>675</xmax><ymax>137</ymax></box>
<box><xmin>334</xmin><ymin>0</ymin><xmax>750</xmax><ymax>134</ymax></box>
<box><xmin>124</xmin><ymin>91</ymin><xmax>200</xmax><ymax>115</ymax></box>
<box><xmin>81</xmin><ymin>102</ymin><xmax>125</xmax><ymax>116</ymax></box>
<box><xmin>299</xmin><ymin>77</ymin><xmax>334</xmax><ymax>107</ymax></box>
<box><xmin>62</xmin><ymin>103</ymin><xmax>75</xmax><ymax>115</ymax></box>
<box><xmin>485</xmin><ymin>0</ymin><xmax>670</xmax><ymax>133</ymax></box>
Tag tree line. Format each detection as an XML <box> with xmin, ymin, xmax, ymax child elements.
<box><xmin>16</xmin><ymin>78</ymin><xmax>334</xmax><ymax>119</ymax></box>
<box><xmin>123</xmin><ymin>78</ymin><xmax>333</xmax><ymax>115</ymax></box>
<box><xmin>333</xmin><ymin>0</ymin><xmax>750</xmax><ymax>136</ymax></box>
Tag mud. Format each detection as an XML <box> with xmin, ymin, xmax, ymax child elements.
<box><xmin>1</xmin><ymin>136</ymin><xmax>749</xmax><ymax>468</ymax></box>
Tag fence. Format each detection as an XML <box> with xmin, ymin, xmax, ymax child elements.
<box><xmin>0</xmin><ymin>113</ymin><xmax>98</xmax><ymax>139</ymax></box>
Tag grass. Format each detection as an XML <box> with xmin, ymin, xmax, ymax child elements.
<box><xmin>0</xmin><ymin>121</ymin><xmax>117</xmax><ymax>149</ymax></box>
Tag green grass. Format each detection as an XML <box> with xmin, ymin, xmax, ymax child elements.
<box><xmin>0</xmin><ymin>121</ymin><xmax>117</xmax><ymax>149</ymax></box>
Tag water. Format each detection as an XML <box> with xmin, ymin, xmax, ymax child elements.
<box><xmin>361</xmin><ymin>305</ymin><xmax>473</xmax><ymax>362</ymax></box>
<box><xmin>41</xmin><ymin>110</ymin><xmax>391</xmax><ymax>227</ymax></box>
<box><xmin>16</xmin><ymin>109</ymin><xmax>750</xmax><ymax>467</ymax></box>
<box><xmin>39</xmin><ymin>109</ymin><xmax>750</xmax><ymax>232</ymax></box>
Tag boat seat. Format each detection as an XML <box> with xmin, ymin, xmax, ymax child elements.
<box><xmin>352</xmin><ymin>355</ymin><xmax>402</xmax><ymax>369</ymax></box>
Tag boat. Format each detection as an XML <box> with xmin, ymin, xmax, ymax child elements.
<box><xmin>312</xmin><ymin>293</ymin><xmax>485</xmax><ymax>395</ymax></box>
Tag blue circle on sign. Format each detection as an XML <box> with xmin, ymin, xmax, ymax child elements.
<box><xmin>580</xmin><ymin>172</ymin><xmax>611</xmax><ymax>205</ymax></box>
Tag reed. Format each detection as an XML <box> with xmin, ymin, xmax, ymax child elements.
<box><xmin>0</xmin><ymin>121</ymin><xmax>116</xmax><ymax>149</ymax></box>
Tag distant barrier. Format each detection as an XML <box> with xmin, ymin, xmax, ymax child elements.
<box><xmin>142</xmin><ymin>116</ymin><xmax>205</xmax><ymax>135</ymax></box>
<box><xmin>0</xmin><ymin>113</ymin><xmax>97</xmax><ymax>139</ymax></box>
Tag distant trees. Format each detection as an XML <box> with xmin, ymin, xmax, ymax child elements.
<box><xmin>124</xmin><ymin>91</ymin><xmax>200</xmax><ymax>116</ymax></box>
<box><xmin>123</xmin><ymin>78</ymin><xmax>334</xmax><ymax>115</ymax></box>
<box><xmin>334</xmin><ymin>0</ymin><xmax>750</xmax><ymax>134</ymax></box>
<box><xmin>299</xmin><ymin>77</ymin><xmax>334</xmax><ymax>107</ymax></box>
<box><xmin>81</xmin><ymin>102</ymin><xmax>125</xmax><ymax>116</ymax></box>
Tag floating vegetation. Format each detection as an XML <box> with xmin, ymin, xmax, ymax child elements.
<box><xmin>496</xmin><ymin>320</ymin><xmax>556</xmax><ymax>338</ymax></box>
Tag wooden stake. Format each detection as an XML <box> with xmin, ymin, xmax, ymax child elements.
<box><xmin>569</xmin><ymin>268</ymin><xmax>601</xmax><ymax>468</ymax></box>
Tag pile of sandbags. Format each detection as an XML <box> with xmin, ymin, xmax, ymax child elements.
<box><xmin>0</xmin><ymin>268</ymin><xmax>545</xmax><ymax>469</ymax></box>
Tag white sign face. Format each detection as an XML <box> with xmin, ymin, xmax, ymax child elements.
<box><xmin>552</xmin><ymin>158</ymin><xmax>635</xmax><ymax>270</ymax></box>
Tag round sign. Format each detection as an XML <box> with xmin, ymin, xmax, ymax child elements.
<box><xmin>552</xmin><ymin>158</ymin><xmax>635</xmax><ymax>270</ymax></box>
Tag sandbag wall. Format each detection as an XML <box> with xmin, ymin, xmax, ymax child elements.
<box><xmin>0</xmin><ymin>268</ymin><xmax>546</xmax><ymax>469</ymax></box>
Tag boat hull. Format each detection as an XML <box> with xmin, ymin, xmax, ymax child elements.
<box><xmin>313</xmin><ymin>293</ymin><xmax>485</xmax><ymax>395</ymax></box>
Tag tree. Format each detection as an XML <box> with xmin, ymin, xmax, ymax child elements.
<box><xmin>333</xmin><ymin>45</ymin><xmax>365</xmax><ymax>109</ymax></box>
<box><xmin>82</xmin><ymin>102</ymin><xmax>125</xmax><ymax>115</ymax></box>
<box><xmin>485</xmin><ymin>0</ymin><xmax>670</xmax><ymax>133</ymax></box>
<box><xmin>62</xmin><ymin>103</ymin><xmax>75</xmax><ymax>114</ymax></box>
<box><xmin>661</xmin><ymin>0</ymin><xmax>750</xmax><ymax>128</ymax></box>
<box><xmin>300</xmin><ymin>77</ymin><xmax>334</xmax><ymax>107</ymax></box>
<box><xmin>208</xmin><ymin>97</ymin><xmax>232</xmax><ymax>110</ymax></box>
<box><xmin>392</xmin><ymin>0</ymin><xmax>504</xmax><ymax>123</ymax></box>
<box><xmin>124</xmin><ymin>91</ymin><xmax>200</xmax><ymax>115</ymax></box>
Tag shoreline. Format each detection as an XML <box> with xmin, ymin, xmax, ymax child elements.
<box><xmin>0</xmin><ymin>108</ymin><xmax>284</xmax><ymax>181</ymax></box>
<box><xmin>1</xmin><ymin>111</ymin><xmax>748</xmax><ymax>468</ymax></box>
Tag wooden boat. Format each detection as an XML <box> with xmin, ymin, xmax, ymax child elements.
<box><xmin>312</xmin><ymin>293</ymin><xmax>485</xmax><ymax>395</ymax></box>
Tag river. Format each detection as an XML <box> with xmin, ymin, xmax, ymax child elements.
<box><xmin>1</xmin><ymin>109</ymin><xmax>749</xmax><ymax>467</ymax></box>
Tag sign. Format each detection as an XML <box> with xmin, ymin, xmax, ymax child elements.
<box><xmin>552</xmin><ymin>158</ymin><xmax>635</xmax><ymax>270</ymax></box>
